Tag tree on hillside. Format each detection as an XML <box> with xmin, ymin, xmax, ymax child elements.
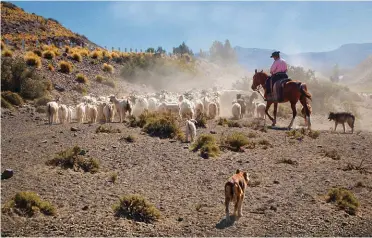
<box><xmin>146</xmin><ymin>48</ymin><xmax>155</xmax><ymax>53</ymax></box>
<box><xmin>209</xmin><ymin>39</ymin><xmax>237</xmax><ymax>64</ymax></box>
<box><xmin>173</xmin><ymin>42</ymin><xmax>193</xmax><ymax>56</ymax></box>
<box><xmin>156</xmin><ymin>46</ymin><xmax>166</xmax><ymax>54</ymax></box>
<box><xmin>199</xmin><ymin>49</ymin><xmax>207</xmax><ymax>58</ymax></box>
<box><xmin>287</xmin><ymin>65</ymin><xmax>316</xmax><ymax>82</ymax></box>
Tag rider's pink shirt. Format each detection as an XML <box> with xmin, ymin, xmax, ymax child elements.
<box><xmin>270</xmin><ymin>58</ymin><xmax>288</xmax><ymax>75</ymax></box>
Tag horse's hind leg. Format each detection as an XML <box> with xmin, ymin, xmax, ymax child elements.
<box><xmin>300</xmin><ymin>98</ymin><xmax>311</xmax><ymax>130</ymax></box>
<box><xmin>288</xmin><ymin>102</ymin><xmax>297</xmax><ymax>130</ymax></box>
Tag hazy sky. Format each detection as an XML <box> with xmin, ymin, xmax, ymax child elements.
<box><xmin>11</xmin><ymin>1</ymin><xmax>372</xmax><ymax>54</ymax></box>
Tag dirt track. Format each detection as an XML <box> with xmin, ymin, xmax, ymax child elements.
<box><xmin>1</xmin><ymin>108</ymin><xmax>372</xmax><ymax>237</ymax></box>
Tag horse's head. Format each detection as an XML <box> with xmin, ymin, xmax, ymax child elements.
<box><xmin>251</xmin><ymin>69</ymin><xmax>268</xmax><ymax>91</ymax></box>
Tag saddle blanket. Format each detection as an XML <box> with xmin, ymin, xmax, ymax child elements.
<box><xmin>272</xmin><ymin>78</ymin><xmax>292</xmax><ymax>102</ymax></box>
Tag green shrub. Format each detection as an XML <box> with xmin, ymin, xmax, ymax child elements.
<box><xmin>42</xmin><ymin>50</ymin><xmax>55</xmax><ymax>59</ymax></box>
<box><xmin>143</xmin><ymin>112</ymin><xmax>184</xmax><ymax>139</ymax></box>
<box><xmin>24</xmin><ymin>51</ymin><xmax>41</xmax><ymax>68</ymax></box>
<box><xmin>326</xmin><ymin>188</ymin><xmax>360</xmax><ymax>215</ymax></box>
<box><xmin>76</xmin><ymin>73</ymin><xmax>88</xmax><ymax>84</ymax></box>
<box><xmin>102</xmin><ymin>63</ymin><xmax>114</xmax><ymax>73</ymax></box>
<box><xmin>190</xmin><ymin>134</ymin><xmax>220</xmax><ymax>158</ymax></box>
<box><xmin>2</xmin><ymin>191</ymin><xmax>56</xmax><ymax>217</ymax></box>
<box><xmin>96</xmin><ymin>125</ymin><xmax>121</xmax><ymax>133</ymax></box>
<box><xmin>34</xmin><ymin>95</ymin><xmax>52</xmax><ymax>106</ymax></box>
<box><xmin>112</xmin><ymin>194</ymin><xmax>160</xmax><ymax>223</ymax></box>
<box><xmin>1</xmin><ymin>91</ymin><xmax>23</xmax><ymax>106</ymax></box>
<box><xmin>1</xmin><ymin>58</ymin><xmax>51</xmax><ymax>99</ymax></box>
<box><xmin>59</xmin><ymin>60</ymin><xmax>73</xmax><ymax>74</ymax></box>
<box><xmin>224</xmin><ymin>132</ymin><xmax>250</xmax><ymax>152</ymax></box>
<box><xmin>2</xmin><ymin>49</ymin><xmax>13</xmax><ymax>57</ymax></box>
<box><xmin>72</xmin><ymin>52</ymin><xmax>82</xmax><ymax>62</ymax></box>
<box><xmin>46</xmin><ymin>146</ymin><xmax>99</xmax><ymax>173</ymax></box>
<box><xmin>1</xmin><ymin>97</ymin><xmax>14</xmax><ymax>110</ymax></box>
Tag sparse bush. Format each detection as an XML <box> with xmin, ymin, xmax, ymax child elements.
<box><xmin>258</xmin><ymin>139</ymin><xmax>271</xmax><ymax>146</ymax></box>
<box><xmin>24</xmin><ymin>51</ymin><xmax>41</xmax><ymax>68</ymax></box>
<box><xmin>36</xmin><ymin>106</ymin><xmax>46</xmax><ymax>113</ymax></box>
<box><xmin>227</xmin><ymin>120</ymin><xmax>241</xmax><ymax>128</ymax></box>
<box><xmin>190</xmin><ymin>134</ymin><xmax>220</xmax><ymax>158</ymax></box>
<box><xmin>308</xmin><ymin>130</ymin><xmax>320</xmax><ymax>139</ymax></box>
<box><xmin>102</xmin><ymin>63</ymin><xmax>114</xmax><ymax>74</ymax></box>
<box><xmin>1</xmin><ymin>97</ymin><xmax>14</xmax><ymax>110</ymax></box>
<box><xmin>122</xmin><ymin>135</ymin><xmax>136</xmax><ymax>143</ymax></box>
<box><xmin>1</xmin><ymin>58</ymin><xmax>51</xmax><ymax>99</ymax></box>
<box><xmin>90</xmin><ymin>50</ymin><xmax>102</xmax><ymax>59</ymax></box>
<box><xmin>59</xmin><ymin>60</ymin><xmax>73</xmax><ymax>73</ymax></box>
<box><xmin>143</xmin><ymin>112</ymin><xmax>184</xmax><ymax>140</ymax></box>
<box><xmin>46</xmin><ymin>145</ymin><xmax>99</xmax><ymax>173</ymax></box>
<box><xmin>326</xmin><ymin>187</ymin><xmax>360</xmax><ymax>215</ymax></box>
<box><xmin>277</xmin><ymin>158</ymin><xmax>298</xmax><ymax>166</ymax></box>
<box><xmin>217</xmin><ymin>118</ymin><xmax>228</xmax><ymax>126</ymax></box>
<box><xmin>76</xmin><ymin>73</ymin><xmax>88</xmax><ymax>84</ymax></box>
<box><xmin>112</xmin><ymin>194</ymin><xmax>160</xmax><ymax>223</ymax></box>
<box><xmin>323</xmin><ymin>149</ymin><xmax>341</xmax><ymax>160</ymax></box>
<box><xmin>110</xmin><ymin>172</ymin><xmax>118</xmax><ymax>183</ymax></box>
<box><xmin>2</xmin><ymin>191</ymin><xmax>56</xmax><ymax>217</ymax></box>
<box><xmin>1</xmin><ymin>91</ymin><xmax>23</xmax><ymax>106</ymax></box>
<box><xmin>34</xmin><ymin>95</ymin><xmax>52</xmax><ymax>106</ymax></box>
<box><xmin>73</xmin><ymin>84</ymin><xmax>88</xmax><ymax>95</ymax></box>
<box><xmin>33</xmin><ymin>49</ymin><xmax>42</xmax><ymax>57</ymax></box>
<box><xmin>42</xmin><ymin>50</ymin><xmax>55</xmax><ymax>59</ymax></box>
<box><xmin>96</xmin><ymin>75</ymin><xmax>104</xmax><ymax>83</ymax></box>
<box><xmin>2</xmin><ymin>49</ymin><xmax>13</xmax><ymax>57</ymax></box>
<box><xmin>224</xmin><ymin>132</ymin><xmax>250</xmax><ymax>152</ymax></box>
<box><xmin>96</xmin><ymin>125</ymin><xmax>121</xmax><ymax>133</ymax></box>
<box><xmin>72</xmin><ymin>52</ymin><xmax>82</xmax><ymax>62</ymax></box>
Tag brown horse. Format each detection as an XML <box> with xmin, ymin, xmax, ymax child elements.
<box><xmin>251</xmin><ymin>69</ymin><xmax>312</xmax><ymax>130</ymax></box>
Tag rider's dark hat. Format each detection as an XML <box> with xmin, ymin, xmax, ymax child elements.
<box><xmin>270</xmin><ymin>51</ymin><xmax>280</xmax><ymax>58</ymax></box>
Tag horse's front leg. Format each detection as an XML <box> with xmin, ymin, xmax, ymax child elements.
<box><xmin>265</xmin><ymin>102</ymin><xmax>275</xmax><ymax>125</ymax></box>
<box><xmin>288</xmin><ymin>102</ymin><xmax>297</xmax><ymax>130</ymax></box>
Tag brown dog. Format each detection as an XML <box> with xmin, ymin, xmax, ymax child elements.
<box><xmin>224</xmin><ymin>169</ymin><xmax>250</xmax><ymax>222</ymax></box>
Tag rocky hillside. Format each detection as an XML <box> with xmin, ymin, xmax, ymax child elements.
<box><xmin>1</xmin><ymin>1</ymin><xmax>99</xmax><ymax>49</ymax></box>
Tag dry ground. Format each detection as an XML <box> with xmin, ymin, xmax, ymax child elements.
<box><xmin>1</xmin><ymin>106</ymin><xmax>372</xmax><ymax>237</ymax></box>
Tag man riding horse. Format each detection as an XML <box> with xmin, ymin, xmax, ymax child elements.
<box><xmin>265</xmin><ymin>51</ymin><xmax>288</xmax><ymax>101</ymax></box>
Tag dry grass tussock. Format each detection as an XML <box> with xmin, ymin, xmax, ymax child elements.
<box><xmin>95</xmin><ymin>75</ymin><xmax>116</xmax><ymax>88</ymax></box>
<box><xmin>2</xmin><ymin>191</ymin><xmax>56</xmax><ymax>217</ymax></box>
<box><xmin>190</xmin><ymin>134</ymin><xmax>220</xmax><ymax>158</ymax></box>
<box><xmin>76</xmin><ymin>73</ymin><xmax>88</xmax><ymax>84</ymax></box>
<box><xmin>46</xmin><ymin>145</ymin><xmax>99</xmax><ymax>173</ymax></box>
<box><xmin>112</xmin><ymin>194</ymin><xmax>160</xmax><ymax>223</ymax></box>
<box><xmin>59</xmin><ymin>60</ymin><xmax>73</xmax><ymax>74</ymax></box>
<box><xmin>96</xmin><ymin>125</ymin><xmax>121</xmax><ymax>133</ymax></box>
<box><xmin>326</xmin><ymin>187</ymin><xmax>360</xmax><ymax>215</ymax></box>
<box><xmin>223</xmin><ymin>132</ymin><xmax>251</xmax><ymax>152</ymax></box>
<box><xmin>102</xmin><ymin>63</ymin><xmax>114</xmax><ymax>74</ymax></box>
<box><xmin>24</xmin><ymin>51</ymin><xmax>42</xmax><ymax>68</ymax></box>
<box><xmin>2</xmin><ymin>49</ymin><xmax>13</xmax><ymax>57</ymax></box>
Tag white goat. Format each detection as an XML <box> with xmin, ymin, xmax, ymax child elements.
<box><xmin>76</xmin><ymin>103</ymin><xmax>86</xmax><ymax>123</ymax></box>
<box><xmin>103</xmin><ymin>103</ymin><xmax>115</xmax><ymax>123</ymax></box>
<box><xmin>185</xmin><ymin>119</ymin><xmax>197</xmax><ymax>143</ymax></box>
<box><xmin>208</xmin><ymin>102</ymin><xmax>218</xmax><ymax>119</ymax></box>
<box><xmin>88</xmin><ymin>104</ymin><xmax>98</xmax><ymax>123</ymax></box>
<box><xmin>255</xmin><ymin>102</ymin><xmax>266</xmax><ymax>119</ymax></box>
<box><xmin>147</xmin><ymin>97</ymin><xmax>159</xmax><ymax>112</ymax></box>
<box><xmin>232</xmin><ymin>103</ymin><xmax>242</xmax><ymax>120</ymax></box>
<box><xmin>109</xmin><ymin>95</ymin><xmax>132</xmax><ymax>123</ymax></box>
<box><xmin>132</xmin><ymin>97</ymin><xmax>149</xmax><ymax>118</ymax></box>
<box><xmin>179</xmin><ymin>100</ymin><xmax>195</xmax><ymax>119</ymax></box>
<box><xmin>46</xmin><ymin>101</ymin><xmax>59</xmax><ymax>125</ymax></box>
<box><xmin>58</xmin><ymin>104</ymin><xmax>69</xmax><ymax>124</ymax></box>
<box><xmin>158</xmin><ymin>102</ymin><xmax>179</xmax><ymax>115</ymax></box>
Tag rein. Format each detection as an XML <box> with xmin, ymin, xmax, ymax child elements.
<box><xmin>253</xmin><ymin>85</ymin><xmax>266</xmax><ymax>100</ymax></box>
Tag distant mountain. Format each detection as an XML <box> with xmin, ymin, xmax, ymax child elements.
<box><xmin>343</xmin><ymin>55</ymin><xmax>372</xmax><ymax>86</ymax></box>
<box><xmin>234</xmin><ymin>43</ymin><xmax>372</xmax><ymax>74</ymax></box>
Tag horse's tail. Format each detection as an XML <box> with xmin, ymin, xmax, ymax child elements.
<box><xmin>299</xmin><ymin>83</ymin><xmax>312</xmax><ymax>101</ymax></box>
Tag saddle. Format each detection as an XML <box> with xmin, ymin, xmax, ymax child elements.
<box><xmin>271</xmin><ymin>78</ymin><xmax>292</xmax><ymax>102</ymax></box>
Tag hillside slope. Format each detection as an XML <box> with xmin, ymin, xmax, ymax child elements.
<box><xmin>1</xmin><ymin>1</ymin><xmax>99</xmax><ymax>49</ymax></box>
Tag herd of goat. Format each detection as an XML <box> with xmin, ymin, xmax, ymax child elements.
<box><xmin>45</xmin><ymin>89</ymin><xmax>267</xmax><ymax>127</ymax></box>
